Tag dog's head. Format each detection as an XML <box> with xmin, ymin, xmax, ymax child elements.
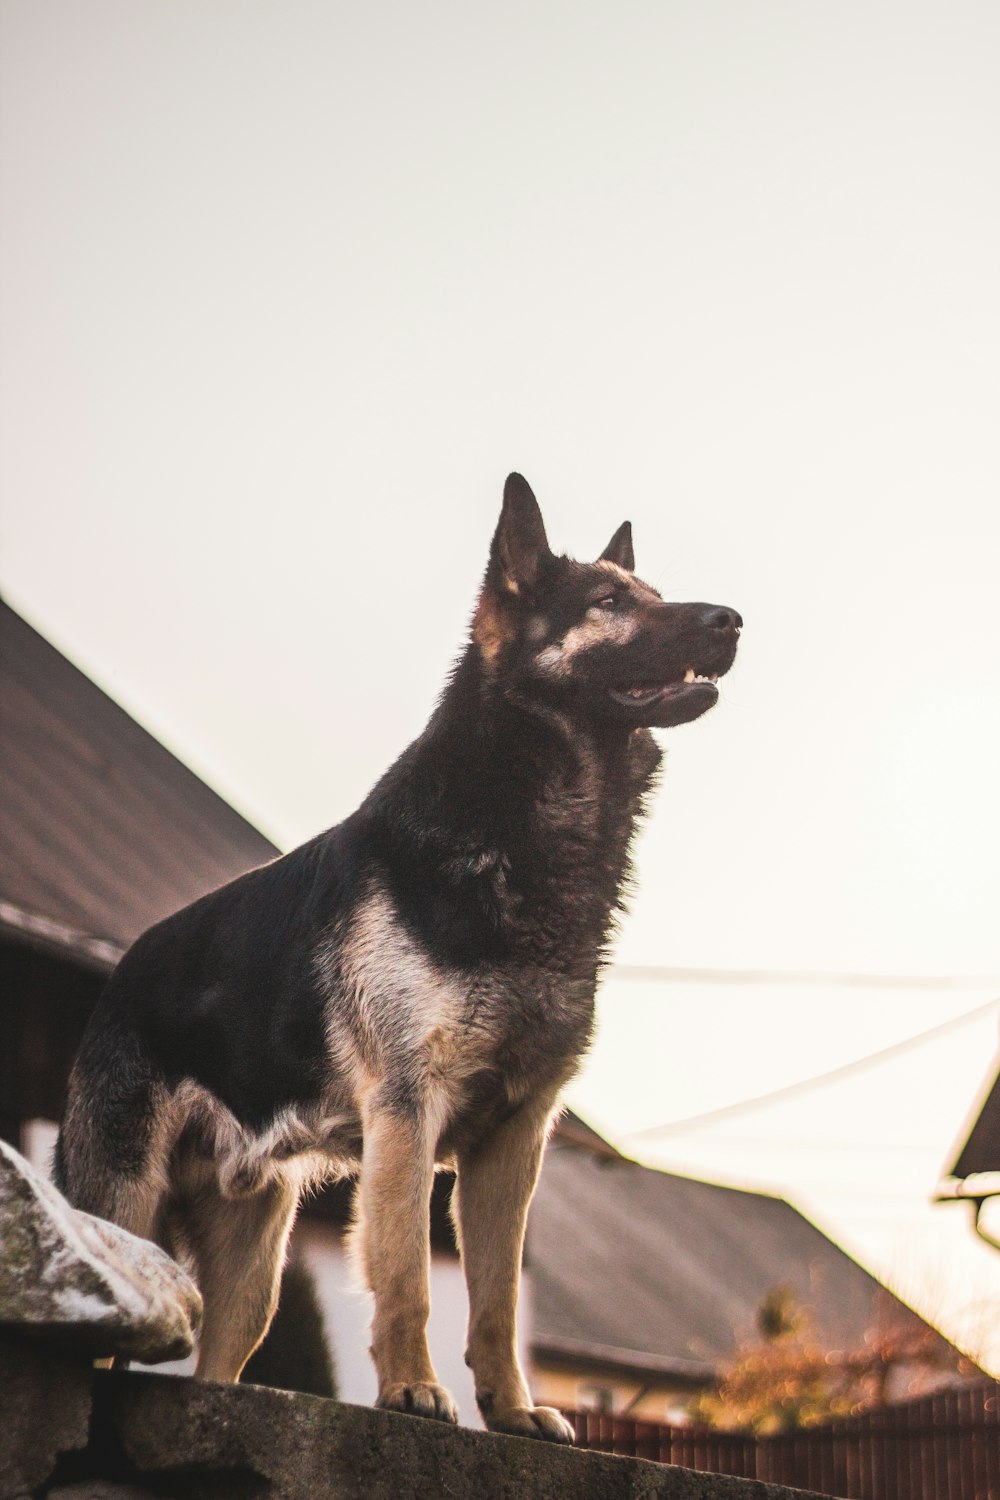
<box><xmin>472</xmin><ymin>473</ymin><xmax>741</xmax><ymax>730</ymax></box>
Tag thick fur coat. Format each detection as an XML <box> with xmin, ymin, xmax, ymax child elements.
<box><xmin>56</xmin><ymin>473</ymin><xmax>740</xmax><ymax>1441</ymax></box>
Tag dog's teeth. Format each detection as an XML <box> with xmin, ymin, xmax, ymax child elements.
<box><xmin>709</xmin><ymin>674</ymin><xmax>718</xmax><ymax>683</ymax></box>
<box><xmin>683</xmin><ymin>668</ymin><xmax>696</xmax><ymax>683</ymax></box>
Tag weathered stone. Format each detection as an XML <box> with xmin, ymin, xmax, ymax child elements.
<box><xmin>95</xmin><ymin>1370</ymin><xmax>839</xmax><ymax>1500</ymax></box>
<box><xmin>0</xmin><ymin>1141</ymin><xmax>201</xmax><ymax>1362</ymax></box>
<box><xmin>0</xmin><ymin>1334</ymin><xmax>92</xmax><ymax>1499</ymax></box>
<box><xmin>0</xmin><ymin>1340</ymin><xmax>838</xmax><ymax>1500</ymax></box>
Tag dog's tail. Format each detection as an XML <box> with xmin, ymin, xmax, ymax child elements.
<box><xmin>55</xmin><ymin>1003</ymin><xmax>174</xmax><ymax>1241</ymax></box>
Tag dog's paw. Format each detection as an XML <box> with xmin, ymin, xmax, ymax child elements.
<box><xmin>485</xmin><ymin>1404</ymin><xmax>575</xmax><ymax>1444</ymax></box>
<box><xmin>377</xmin><ymin>1381</ymin><xmax>459</xmax><ymax>1424</ymax></box>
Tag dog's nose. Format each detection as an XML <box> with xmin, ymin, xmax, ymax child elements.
<box><xmin>700</xmin><ymin>606</ymin><xmax>742</xmax><ymax>633</ymax></box>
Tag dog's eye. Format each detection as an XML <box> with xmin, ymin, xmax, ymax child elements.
<box><xmin>590</xmin><ymin>594</ymin><xmax>618</xmax><ymax>611</ymax></box>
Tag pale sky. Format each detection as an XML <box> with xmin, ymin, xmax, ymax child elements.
<box><xmin>2</xmin><ymin>2</ymin><xmax>999</xmax><ymax>1370</ymax></box>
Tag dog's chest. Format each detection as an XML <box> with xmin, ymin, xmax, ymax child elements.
<box><xmin>328</xmin><ymin>887</ymin><xmax>596</xmax><ymax>1108</ymax></box>
<box><xmin>425</xmin><ymin>967</ymin><xmax>596</xmax><ymax>1156</ymax></box>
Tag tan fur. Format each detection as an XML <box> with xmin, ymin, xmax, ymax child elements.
<box><xmin>187</xmin><ymin>1172</ymin><xmax>298</xmax><ymax>1382</ymax></box>
<box><xmin>171</xmin><ymin>1082</ymin><xmax>353</xmax><ymax>1201</ymax></box>
<box><xmin>354</xmin><ymin>1094</ymin><xmax>457</xmax><ymax>1421</ymax></box>
<box><xmin>337</xmin><ymin>887</ymin><xmax>468</xmax><ymax>1057</ymax></box>
<box><xmin>534</xmin><ymin>563</ymin><xmax>663</xmax><ymax>680</ymax></box>
<box><xmin>471</xmin><ymin>592</ymin><xmax>510</xmax><ymax>668</ymax></box>
<box><xmin>451</xmin><ymin>1088</ymin><xmax>572</xmax><ymax>1438</ymax></box>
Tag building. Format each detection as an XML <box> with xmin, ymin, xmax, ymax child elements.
<box><xmin>937</xmin><ymin>1054</ymin><xmax>1000</xmax><ymax>1252</ymax></box>
<box><xmin>526</xmin><ymin>1128</ymin><xmax>972</xmax><ymax>1420</ymax></box>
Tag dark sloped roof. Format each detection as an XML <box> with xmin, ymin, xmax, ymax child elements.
<box><xmin>527</xmin><ymin>1140</ymin><xmax>959</xmax><ymax>1382</ymax></box>
<box><xmin>1</xmin><ymin>600</ymin><xmax>279</xmax><ymax>966</ymax></box>
<box><xmin>945</xmin><ymin>1059</ymin><xmax>1000</xmax><ymax>1184</ymax></box>
<box><xmin>554</xmin><ymin>1109</ymin><xmax>624</xmax><ymax>1159</ymax></box>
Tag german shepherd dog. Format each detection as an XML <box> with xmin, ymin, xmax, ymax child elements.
<box><xmin>56</xmin><ymin>474</ymin><xmax>740</xmax><ymax>1442</ymax></box>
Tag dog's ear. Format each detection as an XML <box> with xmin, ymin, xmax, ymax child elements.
<box><xmin>492</xmin><ymin>473</ymin><xmax>552</xmax><ymax>594</ymax></box>
<box><xmin>599</xmin><ymin>521</ymin><xmax>634</xmax><ymax>572</ymax></box>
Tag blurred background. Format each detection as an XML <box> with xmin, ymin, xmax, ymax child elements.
<box><xmin>2</xmin><ymin>1</ymin><xmax>998</xmax><ymax>1376</ymax></box>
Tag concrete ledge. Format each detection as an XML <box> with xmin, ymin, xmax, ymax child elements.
<box><xmin>94</xmin><ymin>1371</ymin><xmax>836</xmax><ymax>1500</ymax></box>
<box><xmin>0</xmin><ymin>1338</ymin><xmax>93</xmax><ymax>1497</ymax></box>
<box><xmin>0</xmin><ymin>1336</ymin><xmax>838</xmax><ymax>1500</ymax></box>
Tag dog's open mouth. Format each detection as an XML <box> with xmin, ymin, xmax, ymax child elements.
<box><xmin>609</xmin><ymin>667</ymin><xmax>719</xmax><ymax>710</ymax></box>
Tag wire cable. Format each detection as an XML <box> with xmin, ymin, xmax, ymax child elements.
<box><xmin>609</xmin><ymin>963</ymin><xmax>1000</xmax><ymax>990</ymax></box>
<box><xmin>628</xmin><ymin>996</ymin><xmax>1000</xmax><ymax>1139</ymax></box>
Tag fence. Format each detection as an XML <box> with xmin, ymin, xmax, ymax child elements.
<box><xmin>572</xmin><ymin>1380</ymin><xmax>1000</xmax><ymax>1499</ymax></box>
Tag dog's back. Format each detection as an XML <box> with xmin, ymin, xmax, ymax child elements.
<box><xmin>56</xmin><ymin>831</ymin><xmax>348</xmax><ymax>1218</ymax></box>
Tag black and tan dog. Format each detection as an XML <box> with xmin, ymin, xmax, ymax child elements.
<box><xmin>56</xmin><ymin>473</ymin><xmax>740</xmax><ymax>1442</ymax></box>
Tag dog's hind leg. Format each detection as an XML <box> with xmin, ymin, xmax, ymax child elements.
<box><xmin>452</xmin><ymin>1092</ymin><xmax>575</xmax><ymax>1444</ymax></box>
<box><xmin>354</xmin><ymin>1098</ymin><xmax>458</xmax><ymax>1424</ymax></box>
<box><xmin>182</xmin><ymin>1173</ymin><xmax>299</xmax><ymax>1383</ymax></box>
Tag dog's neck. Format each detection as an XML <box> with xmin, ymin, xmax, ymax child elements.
<box><xmin>392</xmin><ymin>640</ymin><xmax>660</xmax><ymax>822</ymax></box>
<box><xmin>362</xmin><ymin>644</ymin><xmax>662</xmax><ymax>971</ymax></box>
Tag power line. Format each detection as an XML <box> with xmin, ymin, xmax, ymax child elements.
<box><xmin>609</xmin><ymin>963</ymin><xmax>1000</xmax><ymax>991</ymax></box>
<box><xmin>653</xmin><ymin>1136</ymin><xmax>943</xmax><ymax>1155</ymax></box>
<box><xmin>628</xmin><ymin>996</ymin><xmax>1000</xmax><ymax>1139</ymax></box>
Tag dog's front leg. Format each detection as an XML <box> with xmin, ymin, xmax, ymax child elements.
<box><xmin>357</xmin><ymin>1099</ymin><xmax>458</xmax><ymax>1424</ymax></box>
<box><xmin>454</xmin><ymin>1097</ymin><xmax>575</xmax><ymax>1444</ymax></box>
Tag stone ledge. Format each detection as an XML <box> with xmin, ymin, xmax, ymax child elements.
<box><xmin>0</xmin><ymin>1338</ymin><xmax>93</xmax><ymax>1498</ymax></box>
<box><xmin>1</xmin><ymin>1336</ymin><xmax>839</xmax><ymax>1500</ymax></box>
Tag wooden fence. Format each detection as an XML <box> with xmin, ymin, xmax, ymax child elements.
<box><xmin>572</xmin><ymin>1380</ymin><xmax>1000</xmax><ymax>1499</ymax></box>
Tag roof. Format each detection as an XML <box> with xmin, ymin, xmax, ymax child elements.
<box><xmin>527</xmin><ymin>1138</ymin><xmax>961</xmax><ymax>1383</ymax></box>
<box><xmin>553</xmin><ymin>1109</ymin><xmax>623</xmax><ymax>1160</ymax></box>
<box><xmin>949</xmin><ymin>1060</ymin><xmax>1000</xmax><ymax>1182</ymax></box>
<box><xmin>940</xmin><ymin>1055</ymin><xmax>1000</xmax><ymax>1196</ymax></box>
<box><xmin>0</xmin><ymin>600</ymin><xmax>279</xmax><ymax>967</ymax></box>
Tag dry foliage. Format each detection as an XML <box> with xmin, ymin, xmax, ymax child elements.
<box><xmin>688</xmin><ymin>1285</ymin><xmax>965</xmax><ymax>1434</ymax></box>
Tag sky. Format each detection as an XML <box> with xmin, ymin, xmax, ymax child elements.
<box><xmin>2</xmin><ymin>2</ymin><xmax>999</xmax><ymax>1371</ymax></box>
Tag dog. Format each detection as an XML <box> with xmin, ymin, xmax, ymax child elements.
<box><xmin>55</xmin><ymin>473</ymin><xmax>740</xmax><ymax>1442</ymax></box>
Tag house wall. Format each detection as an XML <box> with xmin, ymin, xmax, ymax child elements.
<box><xmin>531</xmin><ymin>1363</ymin><xmax>697</xmax><ymax>1424</ymax></box>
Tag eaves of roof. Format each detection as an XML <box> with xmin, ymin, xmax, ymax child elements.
<box><xmin>0</xmin><ymin>898</ymin><xmax>125</xmax><ymax>973</ymax></box>
<box><xmin>530</xmin><ymin>1335</ymin><xmax>715</xmax><ymax>1384</ymax></box>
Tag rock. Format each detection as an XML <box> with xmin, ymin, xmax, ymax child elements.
<box><xmin>0</xmin><ymin>1141</ymin><xmax>201</xmax><ymax>1363</ymax></box>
